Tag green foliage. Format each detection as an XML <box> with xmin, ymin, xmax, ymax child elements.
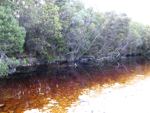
<box><xmin>0</xmin><ymin>0</ymin><xmax>150</xmax><ymax>63</ymax></box>
<box><xmin>22</xmin><ymin>58</ymin><xmax>29</xmax><ymax>65</ymax></box>
<box><xmin>15</xmin><ymin>0</ymin><xmax>150</xmax><ymax>60</ymax></box>
<box><xmin>0</xmin><ymin>57</ymin><xmax>22</xmax><ymax>78</ymax></box>
<box><xmin>0</xmin><ymin>60</ymin><xmax>9</xmax><ymax>78</ymax></box>
<box><xmin>16</xmin><ymin>1</ymin><xmax>66</xmax><ymax>60</ymax></box>
<box><xmin>0</xmin><ymin>6</ymin><xmax>25</xmax><ymax>55</ymax></box>
<box><xmin>7</xmin><ymin>57</ymin><xmax>20</xmax><ymax>66</ymax></box>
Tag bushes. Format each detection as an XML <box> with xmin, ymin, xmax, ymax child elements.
<box><xmin>0</xmin><ymin>60</ymin><xmax>9</xmax><ymax>78</ymax></box>
<box><xmin>0</xmin><ymin>57</ymin><xmax>21</xmax><ymax>78</ymax></box>
<box><xmin>0</xmin><ymin>4</ymin><xmax>26</xmax><ymax>78</ymax></box>
<box><xmin>1</xmin><ymin>0</ymin><xmax>150</xmax><ymax>65</ymax></box>
<box><xmin>0</xmin><ymin>6</ymin><xmax>26</xmax><ymax>55</ymax></box>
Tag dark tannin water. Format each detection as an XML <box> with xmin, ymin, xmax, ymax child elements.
<box><xmin>0</xmin><ymin>58</ymin><xmax>150</xmax><ymax>113</ymax></box>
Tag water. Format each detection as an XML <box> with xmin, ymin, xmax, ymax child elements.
<box><xmin>0</xmin><ymin>58</ymin><xmax>150</xmax><ymax>113</ymax></box>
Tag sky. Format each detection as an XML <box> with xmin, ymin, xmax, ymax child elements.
<box><xmin>80</xmin><ymin>0</ymin><xmax>150</xmax><ymax>25</ymax></box>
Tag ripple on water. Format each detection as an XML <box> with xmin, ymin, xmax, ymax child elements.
<box><xmin>0</xmin><ymin>61</ymin><xmax>150</xmax><ymax>113</ymax></box>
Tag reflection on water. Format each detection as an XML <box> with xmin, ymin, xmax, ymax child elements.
<box><xmin>0</xmin><ymin>59</ymin><xmax>150</xmax><ymax>113</ymax></box>
<box><xmin>68</xmin><ymin>75</ymin><xmax>150</xmax><ymax>113</ymax></box>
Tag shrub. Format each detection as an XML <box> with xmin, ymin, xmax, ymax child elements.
<box><xmin>0</xmin><ymin>60</ymin><xmax>9</xmax><ymax>78</ymax></box>
<box><xmin>0</xmin><ymin>6</ymin><xmax>26</xmax><ymax>55</ymax></box>
<box><xmin>0</xmin><ymin>57</ymin><xmax>21</xmax><ymax>78</ymax></box>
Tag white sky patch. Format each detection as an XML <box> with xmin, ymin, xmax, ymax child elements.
<box><xmin>80</xmin><ymin>0</ymin><xmax>150</xmax><ymax>25</ymax></box>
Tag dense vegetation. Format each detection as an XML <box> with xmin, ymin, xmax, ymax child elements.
<box><xmin>0</xmin><ymin>5</ymin><xmax>25</xmax><ymax>55</ymax></box>
<box><xmin>0</xmin><ymin>0</ymin><xmax>150</xmax><ymax>77</ymax></box>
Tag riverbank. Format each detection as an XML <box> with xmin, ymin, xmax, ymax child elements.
<box><xmin>7</xmin><ymin>56</ymin><xmax>147</xmax><ymax>78</ymax></box>
<box><xmin>1</xmin><ymin>51</ymin><xmax>149</xmax><ymax>78</ymax></box>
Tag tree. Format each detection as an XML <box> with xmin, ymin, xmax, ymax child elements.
<box><xmin>65</xmin><ymin>8</ymin><xmax>105</xmax><ymax>60</ymax></box>
<box><xmin>58</xmin><ymin>1</ymin><xmax>103</xmax><ymax>60</ymax></box>
<box><xmin>14</xmin><ymin>0</ymin><xmax>66</xmax><ymax>61</ymax></box>
<box><xmin>0</xmin><ymin>6</ymin><xmax>25</xmax><ymax>56</ymax></box>
<box><xmin>98</xmin><ymin>12</ymin><xmax>130</xmax><ymax>57</ymax></box>
<box><xmin>2</xmin><ymin>0</ymin><xmax>150</xmax><ymax>63</ymax></box>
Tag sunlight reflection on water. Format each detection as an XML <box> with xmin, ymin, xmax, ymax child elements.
<box><xmin>24</xmin><ymin>73</ymin><xmax>150</xmax><ymax>113</ymax></box>
<box><xmin>68</xmin><ymin>75</ymin><xmax>150</xmax><ymax>113</ymax></box>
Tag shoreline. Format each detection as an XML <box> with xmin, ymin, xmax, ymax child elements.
<box><xmin>7</xmin><ymin>56</ymin><xmax>147</xmax><ymax>77</ymax></box>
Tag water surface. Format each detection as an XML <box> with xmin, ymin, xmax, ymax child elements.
<box><xmin>0</xmin><ymin>59</ymin><xmax>150</xmax><ymax>113</ymax></box>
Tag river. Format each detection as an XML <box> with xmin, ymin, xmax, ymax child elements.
<box><xmin>0</xmin><ymin>58</ymin><xmax>150</xmax><ymax>113</ymax></box>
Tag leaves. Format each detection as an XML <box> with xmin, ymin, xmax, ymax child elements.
<box><xmin>0</xmin><ymin>6</ymin><xmax>25</xmax><ymax>55</ymax></box>
<box><xmin>1</xmin><ymin>0</ymin><xmax>150</xmax><ymax>62</ymax></box>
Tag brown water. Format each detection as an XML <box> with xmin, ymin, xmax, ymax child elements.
<box><xmin>0</xmin><ymin>59</ymin><xmax>150</xmax><ymax>113</ymax></box>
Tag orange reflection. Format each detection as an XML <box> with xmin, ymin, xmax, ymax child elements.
<box><xmin>0</xmin><ymin>61</ymin><xmax>150</xmax><ymax>113</ymax></box>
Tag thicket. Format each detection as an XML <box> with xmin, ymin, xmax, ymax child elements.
<box><xmin>0</xmin><ymin>0</ymin><xmax>150</xmax><ymax>77</ymax></box>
